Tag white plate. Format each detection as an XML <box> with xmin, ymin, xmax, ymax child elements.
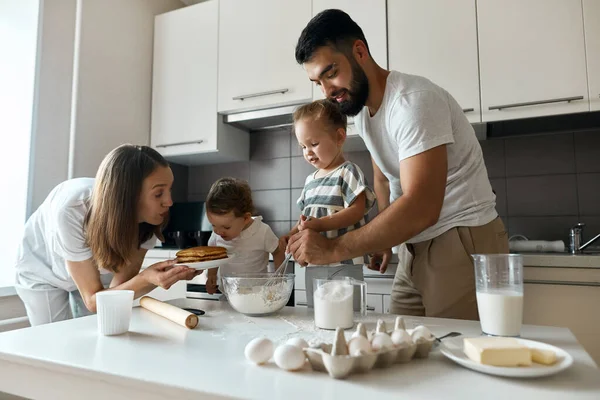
<box><xmin>174</xmin><ymin>254</ymin><xmax>234</xmax><ymax>270</ymax></box>
<box><xmin>440</xmin><ymin>337</ymin><xmax>573</xmax><ymax>378</ymax></box>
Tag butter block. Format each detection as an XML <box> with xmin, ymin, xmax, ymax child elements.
<box><xmin>463</xmin><ymin>337</ymin><xmax>532</xmax><ymax>367</ymax></box>
<box><xmin>531</xmin><ymin>348</ymin><xmax>557</xmax><ymax>365</ymax></box>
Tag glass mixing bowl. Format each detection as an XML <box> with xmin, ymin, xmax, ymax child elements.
<box><xmin>221</xmin><ymin>272</ymin><xmax>295</xmax><ymax>316</ymax></box>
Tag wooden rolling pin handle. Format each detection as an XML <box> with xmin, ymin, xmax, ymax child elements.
<box><xmin>139</xmin><ymin>296</ymin><xmax>199</xmax><ymax>329</ymax></box>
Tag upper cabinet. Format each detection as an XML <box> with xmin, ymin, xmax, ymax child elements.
<box><xmin>583</xmin><ymin>0</ymin><xmax>600</xmax><ymax>112</ymax></box>
<box><xmin>311</xmin><ymin>0</ymin><xmax>387</xmax><ymax>101</ymax></box>
<box><xmin>151</xmin><ymin>1</ymin><xmax>248</xmax><ymax>165</ymax></box>
<box><xmin>477</xmin><ymin>0</ymin><xmax>589</xmax><ymax>122</ymax></box>
<box><xmin>217</xmin><ymin>0</ymin><xmax>312</xmax><ymax>114</ymax></box>
<box><xmin>387</xmin><ymin>0</ymin><xmax>481</xmax><ymax>123</ymax></box>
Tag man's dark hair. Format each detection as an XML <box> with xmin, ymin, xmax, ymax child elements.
<box><xmin>295</xmin><ymin>9</ymin><xmax>370</xmax><ymax>64</ymax></box>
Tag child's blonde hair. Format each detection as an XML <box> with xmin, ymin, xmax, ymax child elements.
<box><xmin>292</xmin><ymin>99</ymin><xmax>347</xmax><ymax>133</ymax></box>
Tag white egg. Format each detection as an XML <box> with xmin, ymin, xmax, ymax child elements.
<box><xmin>347</xmin><ymin>336</ymin><xmax>371</xmax><ymax>356</ymax></box>
<box><xmin>370</xmin><ymin>332</ymin><xmax>393</xmax><ymax>351</ymax></box>
<box><xmin>244</xmin><ymin>337</ymin><xmax>274</xmax><ymax>365</ymax></box>
<box><xmin>411</xmin><ymin>325</ymin><xmax>433</xmax><ymax>343</ymax></box>
<box><xmin>273</xmin><ymin>344</ymin><xmax>306</xmax><ymax>371</ymax></box>
<box><xmin>286</xmin><ymin>337</ymin><xmax>309</xmax><ymax>350</ymax></box>
<box><xmin>391</xmin><ymin>329</ymin><xmax>413</xmax><ymax>347</ymax></box>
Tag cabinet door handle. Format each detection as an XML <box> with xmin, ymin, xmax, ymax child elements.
<box><xmin>156</xmin><ymin>140</ymin><xmax>204</xmax><ymax>148</ymax></box>
<box><xmin>364</xmin><ymin>275</ymin><xmax>393</xmax><ymax>280</ymax></box>
<box><xmin>296</xmin><ymin>302</ymin><xmax>307</xmax><ymax>307</ymax></box>
<box><xmin>367</xmin><ymin>306</ymin><xmax>376</xmax><ymax>311</ymax></box>
<box><xmin>489</xmin><ymin>96</ymin><xmax>583</xmax><ymax>111</ymax></box>
<box><xmin>232</xmin><ymin>88</ymin><xmax>289</xmax><ymax>101</ymax></box>
<box><xmin>524</xmin><ymin>279</ymin><xmax>600</xmax><ymax>288</ymax></box>
<box><xmin>462</xmin><ymin>108</ymin><xmax>475</xmax><ymax>113</ymax></box>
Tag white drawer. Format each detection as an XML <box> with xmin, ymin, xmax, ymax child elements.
<box><xmin>366</xmin><ymin>294</ymin><xmax>383</xmax><ymax>314</ymax></box>
<box><xmin>294</xmin><ymin>262</ymin><xmax>305</xmax><ymax>290</ymax></box>
<box><xmin>383</xmin><ymin>294</ymin><xmax>391</xmax><ymax>314</ymax></box>
<box><xmin>294</xmin><ymin>290</ymin><xmax>307</xmax><ymax>307</ymax></box>
<box><xmin>364</xmin><ymin>275</ymin><xmax>394</xmax><ymax>295</ymax></box>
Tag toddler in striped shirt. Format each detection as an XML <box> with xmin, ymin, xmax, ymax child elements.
<box><xmin>286</xmin><ymin>100</ymin><xmax>376</xmax><ymax>309</ymax></box>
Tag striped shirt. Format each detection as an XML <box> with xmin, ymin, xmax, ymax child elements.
<box><xmin>297</xmin><ymin>161</ymin><xmax>376</xmax><ymax>264</ymax></box>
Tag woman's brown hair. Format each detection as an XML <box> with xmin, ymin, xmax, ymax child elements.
<box><xmin>206</xmin><ymin>177</ymin><xmax>254</xmax><ymax>217</ymax></box>
<box><xmin>84</xmin><ymin>144</ymin><xmax>169</xmax><ymax>272</ymax></box>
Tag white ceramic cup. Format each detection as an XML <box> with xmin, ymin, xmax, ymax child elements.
<box><xmin>96</xmin><ymin>290</ymin><xmax>134</xmax><ymax>336</ymax></box>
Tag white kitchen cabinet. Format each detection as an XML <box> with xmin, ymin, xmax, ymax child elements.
<box><xmin>151</xmin><ymin>1</ymin><xmax>248</xmax><ymax>165</ymax></box>
<box><xmin>366</xmin><ymin>294</ymin><xmax>383</xmax><ymax>314</ymax></box>
<box><xmin>523</xmin><ymin>266</ymin><xmax>600</xmax><ymax>365</ymax></box>
<box><xmin>477</xmin><ymin>0</ymin><xmax>589</xmax><ymax>122</ymax></box>
<box><xmin>387</xmin><ymin>0</ymin><xmax>481</xmax><ymax>123</ymax></box>
<box><xmin>136</xmin><ymin>249</ymin><xmax>186</xmax><ymax>305</ymax></box>
<box><xmin>217</xmin><ymin>0</ymin><xmax>312</xmax><ymax>113</ymax></box>
<box><xmin>311</xmin><ymin>0</ymin><xmax>387</xmax><ymax>101</ymax></box>
<box><xmin>383</xmin><ymin>294</ymin><xmax>391</xmax><ymax>314</ymax></box>
<box><xmin>294</xmin><ymin>290</ymin><xmax>308</xmax><ymax>307</ymax></box>
<box><xmin>583</xmin><ymin>0</ymin><xmax>600</xmax><ymax>111</ymax></box>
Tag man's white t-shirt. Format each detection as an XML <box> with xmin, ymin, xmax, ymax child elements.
<box><xmin>14</xmin><ymin>178</ymin><xmax>157</xmax><ymax>292</ymax></box>
<box><xmin>208</xmin><ymin>216</ymin><xmax>279</xmax><ymax>277</ymax></box>
<box><xmin>354</xmin><ymin>71</ymin><xmax>497</xmax><ymax>244</ymax></box>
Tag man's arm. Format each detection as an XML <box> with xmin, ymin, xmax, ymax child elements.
<box><xmin>368</xmin><ymin>159</ymin><xmax>393</xmax><ymax>272</ymax></box>
<box><xmin>333</xmin><ymin>145</ymin><xmax>447</xmax><ymax>260</ymax></box>
<box><xmin>372</xmin><ymin>158</ymin><xmax>390</xmax><ymax>214</ymax></box>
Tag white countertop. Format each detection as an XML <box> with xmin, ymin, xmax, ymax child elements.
<box><xmin>0</xmin><ymin>299</ymin><xmax>599</xmax><ymax>400</ymax></box>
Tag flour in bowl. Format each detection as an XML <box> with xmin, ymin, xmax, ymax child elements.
<box><xmin>227</xmin><ymin>285</ymin><xmax>289</xmax><ymax>316</ymax></box>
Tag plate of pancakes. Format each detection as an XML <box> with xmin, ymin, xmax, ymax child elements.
<box><xmin>174</xmin><ymin>246</ymin><xmax>232</xmax><ymax>270</ymax></box>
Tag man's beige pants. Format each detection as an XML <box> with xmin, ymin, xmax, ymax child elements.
<box><xmin>389</xmin><ymin>217</ymin><xmax>509</xmax><ymax>320</ymax></box>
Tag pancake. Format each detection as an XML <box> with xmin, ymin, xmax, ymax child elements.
<box><xmin>176</xmin><ymin>246</ymin><xmax>227</xmax><ymax>263</ymax></box>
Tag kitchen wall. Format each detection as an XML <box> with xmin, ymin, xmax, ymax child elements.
<box><xmin>481</xmin><ymin>129</ymin><xmax>600</xmax><ymax>243</ymax></box>
<box><xmin>186</xmin><ymin>127</ymin><xmax>600</xmax><ymax>245</ymax></box>
<box><xmin>29</xmin><ymin>0</ymin><xmax>184</xmax><ymax>213</ymax></box>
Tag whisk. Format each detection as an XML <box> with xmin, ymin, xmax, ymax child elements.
<box><xmin>264</xmin><ymin>252</ymin><xmax>292</xmax><ymax>288</ymax></box>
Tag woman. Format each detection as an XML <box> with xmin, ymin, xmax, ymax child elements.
<box><xmin>14</xmin><ymin>144</ymin><xmax>197</xmax><ymax>326</ymax></box>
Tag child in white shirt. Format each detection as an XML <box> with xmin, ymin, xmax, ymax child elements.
<box><xmin>205</xmin><ymin>177</ymin><xmax>285</xmax><ymax>294</ymax></box>
<box><xmin>287</xmin><ymin>100</ymin><xmax>376</xmax><ymax>308</ymax></box>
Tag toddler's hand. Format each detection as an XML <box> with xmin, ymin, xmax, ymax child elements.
<box><xmin>206</xmin><ymin>274</ymin><xmax>218</xmax><ymax>294</ymax></box>
<box><xmin>298</xmin><ymin>215</ymin><xmax>322</xmax><ymax>232</ymax></box>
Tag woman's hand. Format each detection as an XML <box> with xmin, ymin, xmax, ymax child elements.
<box><xmin>141</xmin><ymin>259</ymin><xmax>197</xmax><ymax>289</ymax></box>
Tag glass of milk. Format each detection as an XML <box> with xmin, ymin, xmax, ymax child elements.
<box><xmin>472</xmin><ymin>254</ymin><xmax>523</xmax><ymax>337</ymax></box>
<box><xmin>313</xmin><ymin>277</ymin><xmax>367</xmax><ymax>330</ymax></box>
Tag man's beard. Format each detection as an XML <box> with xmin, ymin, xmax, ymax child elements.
<box><xmin>330</xmin><ymin>61</ymin><xmax>369</xmax><ymax>116</ymax></box>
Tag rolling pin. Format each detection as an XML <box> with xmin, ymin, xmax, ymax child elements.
<box><xmin>139</xmin><ymin>296</ymin><xmax>198</xmax><ymax>329</ymax></box>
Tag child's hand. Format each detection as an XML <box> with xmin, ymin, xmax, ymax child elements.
<box><xmin>298</xmin><ymin>215</ymin><xmax>323</xmax><ymax>232</ymax></box>
<box><xmin>206</xmin><ymin>274</ymin><xmax>218</xmax><ymax>294</ymax></box>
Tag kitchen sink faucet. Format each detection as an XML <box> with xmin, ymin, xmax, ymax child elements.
<box><xmin>570</xmin><ymin>223</ymin><xmax>600</xmax><ymax>254</ymax></box>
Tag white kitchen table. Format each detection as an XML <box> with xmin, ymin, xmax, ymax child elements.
<box><xmin>0</xmin><ymin>298</ymin><xmax>598</xmax><ymax>400</ymax></box>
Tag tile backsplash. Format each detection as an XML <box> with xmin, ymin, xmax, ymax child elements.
<box><xmin>184</xmin><ymin>127</ymin><xmax>600</xmax><ymax>244</ymax></box>
<box><xmin>481</xmin><ymin>129</ymin><xmax>600</xmax><ymax>242</ymax></box>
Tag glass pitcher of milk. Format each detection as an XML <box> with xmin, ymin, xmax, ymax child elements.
<box><xmin>313</xmin><ymin>277</ymin><xmax>367</xmax><ymax>330</ymax></box>
<box><xmin>472</xmin><ymin>254</ymin><xmax>524</xmax><ymax>337</ymax></box>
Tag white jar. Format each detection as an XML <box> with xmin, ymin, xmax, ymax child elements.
<box><xmin>313</xmin><ymin>280</ymin><xmax>354</xmax><ymax>330</ymax></box>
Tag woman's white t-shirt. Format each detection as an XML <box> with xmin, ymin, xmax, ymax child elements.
<box><xmin>14</xmin><ymin>178</ymin><xmax>156</xmax><ymax>292</ymax></box>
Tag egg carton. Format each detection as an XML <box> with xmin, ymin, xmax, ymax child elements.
<box><xmin>303</xmin><ymin>317</ymin><xmax>435</xmax><ymax>379</ymax></box>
